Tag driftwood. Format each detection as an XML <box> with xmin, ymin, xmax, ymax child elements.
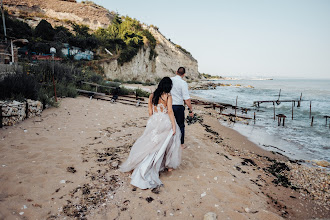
<box><xmin>220</xmin><ymin>113</ymin><xmax>252</xmax><ymax>120</ymax></box>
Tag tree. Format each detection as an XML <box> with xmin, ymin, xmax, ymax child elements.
<box><xmin>34</xmin><ymin>19</ymin><xmax>55</xmax><ymax>41</ymax></box>
<box><xmin>72</xmin><ymin>24</ymin><xmax>90</xmax><ymax>37</ymax></box>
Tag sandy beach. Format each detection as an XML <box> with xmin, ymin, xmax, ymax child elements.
<box><xmin>0</xmin><ymin>95</ymin><xmax>329</xmax><ymax>220</ymax></box>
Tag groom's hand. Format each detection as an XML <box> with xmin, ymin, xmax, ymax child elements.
<box><xmin>189</xmin><ymin>112</ymin><xmax>194</xmax><ymax>117</ymax></box>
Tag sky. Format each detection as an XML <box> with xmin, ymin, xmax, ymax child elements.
<box><xmin>78</xmin><ymin>0</ymin><xmax>330</xmax><ymax>79</ymax></box>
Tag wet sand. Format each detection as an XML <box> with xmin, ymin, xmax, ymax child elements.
<box><xmin>0</xmin><ymin>96</ymin><xmax>329</xmax><ymax>219</ymax></box>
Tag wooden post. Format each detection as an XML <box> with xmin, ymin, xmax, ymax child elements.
<box><xmin>292</xmin><ymin>101</ymin><xmax>294</xmax><ymax>120</ymax></box>
<box><xmin>311</xmin><ymin>116</ymin><xmax>314</xmax><ymax>127</ymax></box>
<box><xmin>0</xmin><ymin>105</ymin><xmax>2</xmax><ymax>128</ymax></box>
<box><xmin>25</xmin><ymin>101</ymin><xmax>29</xmax><ymax>119</ymax></box>
<box><xmin>273</xmin><ymin>101</ymin><xmax>275</xmax><ymax>120</ymax></box>
<box><xmin>254</xmin><ymin>112</ymin><xmax>256</xmax><ymax>124</ymax></box>
<box><xmin>278</xmin><ymin>116</ymin><xmax>280</xmax><ymax>126</ymax></box>
<box><xmin>297</xmin><ymin>100</ymin><xmax>300</xmax><ymax>107</ymax></box>
<box><xmin>283</xmin><ymin>117</ymin><xmax>285</xmax><ymax>126</ymax></box>
<box><xmin>278</xmin><ymin>89</ymin><xmax>281</xmax><ymax>101</ymax></box>
<box><xmin>235</xmin><ymin>96</ymin><xmax>238</xmax><ymax>118</ymax></box>
<box><xmin>213</xmin><ymin>104</ymin><xmax>216</xmax><ymax>110</ymax></box>
<box><xmin>326</xmin><ymin>117</ymin><xmax>327</xmax><ymax>126</ymax></box>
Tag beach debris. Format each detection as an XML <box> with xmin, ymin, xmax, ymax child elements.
<box><xmin>201</xmin><ymin>192</ymin><xmax>207</xmax><ymax>198</ymax></box>
<box><xmin>66</xmin><ymin>167</ymin><xmax>77</xmax><ymax>173</ymax></box>
<box><xmin>59</xmin><ymin>180</ymin><xmax>66</xmax><ymax>184</ymax></box>
<box><xmin>214</xmin><ymin>177</ymin><xmax>218</xmax><ymax>181</ymax></box>
<box><xmin>19</xmin><ymin>212</ymin><xmax>24</xmax><ymax>215</ymax></box>
<box><xmin>244</xmin><ymin>207</ymin><xmax>250</xmax><ymax>213</ymax></box>
<box><xmin>203</xmin><ymin>212</ymin><xmax>217</xmax><ymax>220</ymax></box>
<box><xmin>32</xmin><ymin>204</ymin><xmax>42</xmax><ymax>208</ymax></box>
<box><xmin>146</xmin><ymin>197</ymin><xmax>154</xmax><ymax>203</ymax></box>
<box><xmin>263</xmin><ymin>161</ymin><xmax>293</xmax><ymax>188</ymax></box>
<box><xmin>241</xmin><ymin>158</ymin><xmax>257</xmax><ymax>166</ymax></box>
<box><xmin>23</xmin><ymin>205</ymin><xmax>27</xmax><ymax>209</ymax></box>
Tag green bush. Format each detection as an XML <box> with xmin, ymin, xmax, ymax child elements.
<box><xmin>0</xmin><ymin>73</ymin><xmax>39</xmax><ymax>101</ymax></box>
<box><xmin>135</xmin><ymin>88</ymin><xmax>150</xmax><ymax>98</ymax></box>
<box><xmin>118</xmin><ymin>86</ymin><xmax>134</xmax><ymax>96</ymax></box>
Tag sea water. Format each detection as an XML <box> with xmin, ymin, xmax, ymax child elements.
<box><xmin>191</xmin><ymin>78</ymin><xmax>330</xmax><ymax>162</ymax></box>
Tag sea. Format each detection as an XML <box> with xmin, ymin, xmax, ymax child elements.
<box><xmin>191</xmin><ymin>78</ymin><xmax>330</xmax><ymax>163</ymax></box>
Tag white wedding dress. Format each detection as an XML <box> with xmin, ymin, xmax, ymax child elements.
<box><xmin>119</xmin><ymin>103</ymin><xmax>182</xmax><ymax>189</ymax></box>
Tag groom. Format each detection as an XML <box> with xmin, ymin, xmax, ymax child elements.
<box><xmin>170</xmin><ymin>67</ymin><xmax>194</xmax><ymax>148</ymax></box>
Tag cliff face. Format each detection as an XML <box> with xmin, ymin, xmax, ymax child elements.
<box><xmin>102</xmin><ymin>26</ymin><xmax>199</xmax><ymax>82</ymax></box>
<box><xmin>4</xmin><ymin>0</ymin><xmax>200</xmax><ymax>82</ymax></box>
<box><xmin>3</xmin><ymin>0</ymin><xmax>114</xmax><ymax>30</ymax></box>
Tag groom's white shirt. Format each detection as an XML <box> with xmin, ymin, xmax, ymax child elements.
<box><xmin>170</xmin><ymin>75</ymin><xmax>190</xmax><ymax>105</ymax></box>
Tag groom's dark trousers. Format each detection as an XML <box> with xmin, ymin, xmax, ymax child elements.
<box><xmin>172</xmin><ymin>105</ymin><xmax>185</xmax><ymax>144</ymax></box>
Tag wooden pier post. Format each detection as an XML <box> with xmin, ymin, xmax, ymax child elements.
<box><xmin>283</xmin><ymin>117</ymin><xmax>286</xmax><ymax>126</ymax></box>
<box><xmin>278</xmin><ymin>89</ymin><xmax>281</xmax><ymax>101</ymax></box>
<box><xmin>310</xmin><ymin>101</ymin><xmax>312</xmax><ymax>119</ymax></box>
<box><xmin>292</xmin><ymin>101</ymin><xmax>294</xmax><ymax>120</ymax></box>
<box><xmin>326</xmin><ymin>116</ymin><xmax>328</xmax><ymax>126</ymax></box>
<box><xmin>254</xmin><ymin>112</ymin><xmax>256</xmax><ymax>124</ymax></box>
<box><xmin>311</xmin><ymin>116</ymin><xmax>314</xmax><ymax>127</ymax></box>
<box><xmin>298</xmin><ymin>93</ymin><xmax>302</xmax><ymax>107</ymax></box>
<box><xmin>325</xmin><ymin>116</ymin><xmax>330</xmax><ymax>127</ymax></box>
<box><xmin>273</xmin><ymin>101</ymin><xmax>275</xmax><ymax>120</ymax></box>
<box><xmin>213</xmin><ymin>103</ymin><xmax>216</xmax><ymax>110</ymax></box>
<box><xmin>235</xmin><ymin>96</ymin><xmax>238</xmax><ymax>118</ymax></box>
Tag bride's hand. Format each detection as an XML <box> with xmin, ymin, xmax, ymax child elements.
<box><xmin>172</xmin><ymin>126</ymin><xmax>176</xmax><ymax>135</ymax></box>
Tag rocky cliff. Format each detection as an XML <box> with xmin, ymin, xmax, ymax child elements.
<box><xmin>3</xmin><ymin>0</ymin><xmax>114</xmax><ymax>30</ymax></box>
<box><xmin>101</xmin><ymin>25</ymin><xmax>199</xmax><ymax>83</ymax></box>
<box><xmin>3</xmin><ymin>0</ymin><xmax>200</xmax><ymax>82</ymax></box>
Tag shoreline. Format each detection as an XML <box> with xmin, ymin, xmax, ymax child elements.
<box><xmin>188</xmin><ymin>79</ymin><xmax>330</xmax><ymax>166</ymax></box>
<box><xmin>0</xmin><ymin>96</ymin><xmax>329</xmax><ymax>219</ymax></box>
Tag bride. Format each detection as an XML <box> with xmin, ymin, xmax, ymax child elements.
<box><xmin>119</xmin><ymin>77</ymin><xmax>182</xmax><ymax>189</ymax></box>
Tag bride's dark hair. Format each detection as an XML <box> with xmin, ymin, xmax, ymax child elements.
<box><xmin>152</xmin><ymin>77</ymin><xmax>172</xmax><ymax>105</ymax></box>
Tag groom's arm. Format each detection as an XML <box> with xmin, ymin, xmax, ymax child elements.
<box><xmin>184</xmin><ymin>99</ymin><xmax>193</xmax><ymax>117</ymax></box>
<box><xmin>182</xmin><ymin>82</ymin><xmax>193</xmax><ymax>116</ymax></box>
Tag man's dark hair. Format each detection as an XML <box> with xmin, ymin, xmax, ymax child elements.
<box><xmin>177</xmin><ymin>67</ymin><xmax>186</xmax><ymax>75</ymax></box>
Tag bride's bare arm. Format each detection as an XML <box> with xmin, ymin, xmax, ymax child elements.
<box><xmin>167</xmin><ymin>95</ymin><xmax>176</xmax><ymax>135</ymax></box>
<box><xmin>148</xmin><ymin>94</ymin><xmax>153</xmax><ymax>116</ymax></box>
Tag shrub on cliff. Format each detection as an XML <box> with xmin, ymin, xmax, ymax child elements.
<box><xmin>95</xmin><ymin>15</ymin><xmax>157</xmax><ymax>64</ymax></box>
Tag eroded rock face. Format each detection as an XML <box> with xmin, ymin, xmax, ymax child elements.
<box><xmin>3</xmin><ymin>0</ymin><xmax>114</xmax><ymax>30</ymax></box>
<box><xmin>102</xmin><ymin>26</ymin><xmax>200</xmax><ymax>83</ymax></box>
